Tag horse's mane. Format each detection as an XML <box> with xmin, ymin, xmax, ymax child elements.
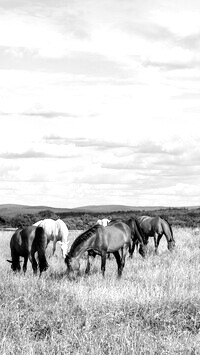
<box><xmin>126</xmin><ymin>217</ymin><xmax>147</xmax><ymax>243</ymax></box>
<box><xmin>161</xmin><ymin>217</ymin><xmax>173</xmax><ymax>237</ymax></box>
<box><xmin>68</xmin><ymin>224</ymin><xmax>101</xmax><ymax>257</ymax></box>
<box><xmin>109</xmin><ymin>218</ymin><xmax>124</xmax><ymax>224</ymax></box>
<box><xmin>132</xmin><ymin>217</ymin><xmax>146</xmax><ymax>237</ymax></box>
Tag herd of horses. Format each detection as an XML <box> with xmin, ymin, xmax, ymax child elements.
<box><xmin>6</xmin><ymin>216</ymin><xmax>175</xmax><ymax>278</ymax></box>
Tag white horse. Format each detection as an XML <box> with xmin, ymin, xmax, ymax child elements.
<box><xmin>33</xmin><ymin>218</ymin><xmax>69</xmax><ymax>257</ymax></box>
<box><xmin>96</xmin><ymin>218</ymin><xmax>111</xmax><ymax>227</ymax></box>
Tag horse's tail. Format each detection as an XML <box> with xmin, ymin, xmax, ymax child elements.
<box><xmin>135</xmin><ymin>218</ymin><xmax>150</xmax><ymax>244</ymax></box>
<box><xmin>34</xmin><ymin>227</ymin><xmax>49</xmax><ymax>274</ymax></box>
<box><xmin>129</xmin><ymin>218</ymin><xmax>147</xmax><ymax>257</ymax></box>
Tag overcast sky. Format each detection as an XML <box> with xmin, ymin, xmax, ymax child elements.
<box><xmin>1</xmin><ymin>0</ymin><xmax>200</xmax><ymax>208</ymax></box>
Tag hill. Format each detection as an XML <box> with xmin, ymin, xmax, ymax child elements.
<box><xmin>0</xmin><ymin>203</ymin><xmax>167</xmax><ymax>217</ymax></box>
<box><xmin>0</xmin><ymin>204</ymin><xmax>71</xmax><ymax>217</ymax></box>
<box><xmin>72</xmin><ymin>204</ymin><xmax>167</xmax><ymax>213</ymax></box>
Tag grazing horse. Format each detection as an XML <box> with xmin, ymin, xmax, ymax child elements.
<box><xmin>96</xmin><ymin>218</ymin><xmax>111</xmax><ymax>226</ymax></box>
<box><xmin>109</xmin><ymin>218</ymin><xmax>147</xmax><ymax>258</ymax></box>
<box><xmin>137</xmin><ymin>216</ymin><xmax>175</xmax><ymax>254</ymax></box>
<box><xmin>33</xmin><ymin>218</ymin><xmax>69</xmax><ymax>257</ymax></box>
<box><xmin>65</xmin><ymin>221</ymin><xmax>131</xmax><ymax>278</ymax></box>
<box><xmin>87</xmin><ymin>217</ymin><xmax>147</xmax><ymax>265</ymax></box>
<box><xmin>7</xmin><ymin>226</ymin><xmax>48</xmax><ymax>274</ymax></box>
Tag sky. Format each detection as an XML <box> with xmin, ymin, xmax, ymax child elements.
<box><xmin>1</xmin><ymin>0</ymin><xmax>200</xmax><ymax>208</ymax></box>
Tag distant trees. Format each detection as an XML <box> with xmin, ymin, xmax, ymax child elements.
<box><xmin>0</xmin><ymin>207</ymin><xmax>200</xmax><ymax>230</ymax></box>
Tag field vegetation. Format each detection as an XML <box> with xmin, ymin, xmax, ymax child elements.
<box><xmin>1</xmin><ymin>206</ymin><xmax>200</xmax><ymax>230</ymax></box>
<box><xmin>0</xmin><ymin>227</ymin><xmax>200</xmax><ymax>354</ymax></box>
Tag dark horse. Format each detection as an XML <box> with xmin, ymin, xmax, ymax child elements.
<box><xmin>109</xmin><ymin>218</ymin><xmax>147</xmax><ymax>258</ymax></box>
<box><xmin>7</xmin><ymin>226</ymin><xmax>49</xmax><ymax>274</ymax></box>
<box><xmin>136</xmin><ymin>216</ymin><xmax>175</xmax><ymax>254</ymax></box>
<box><xmin>86</xmin><ymin>217</ymin><xmax>147</xmax><ymax>267</ymax></box>
<box><xmin>65</xmin><ymin>221</ymin><xmax>131</xmax><ymax>277</ymax></box>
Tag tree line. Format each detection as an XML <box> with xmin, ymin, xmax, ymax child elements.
<box><xmin>0</xmin><ymin>207</ymin><xmax>200</xmax><ymax>230</ymax></box>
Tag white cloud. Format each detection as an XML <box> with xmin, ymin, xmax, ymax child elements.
<box><xmin>1</xmin><ymin>0</ymin><xmax>200</xmax><ymax>207</ymax></box>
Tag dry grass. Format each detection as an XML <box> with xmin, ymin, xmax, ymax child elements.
<box><xmin>0</xmin><ymin>228</ymin><xmax>200</xmax><ymax>354</ymax></box>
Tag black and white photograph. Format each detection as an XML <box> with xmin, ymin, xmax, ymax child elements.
<box><xmin>0</xmin><ymin>0</ymin><xmax>200</xmax><ymax>353</ymax></box>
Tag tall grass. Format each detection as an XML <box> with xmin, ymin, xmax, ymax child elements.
<box><xmin>0</xmin><ymin>228</ymin><xmax>200</xmax><ymax>354</ymax></box>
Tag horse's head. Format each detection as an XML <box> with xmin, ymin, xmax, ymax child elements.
<box><xmin>138</xmin><ymin>244</ymin><xmax>147</xmax><ymax>258</ymax></box>
<box><xmin>65</xmin><ymin>254</ymin><xmax>80</xmax><ymax>274</ymax></box>
<box><xmin>168</xmin><ymin>239</ymin><xmax>175</xmax><ymax>251</ymax></box>
<box><xmin>7</xmin><ymin>259</ymin><xmax>21</xmax><ymax>272</ymax></box>
<box><xmin>60</xmin><ymin>242</ymin><xmax>68</xmax><ymax>258</ymax></box>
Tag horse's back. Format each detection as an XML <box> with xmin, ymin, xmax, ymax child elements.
<box><xmin>10</xmin><ymin>229</ymin><xmax>22</xmax><ymax>251</ymax></box>
<box><xmin>139</xmin><ymin>215</ymin><xmax>171</xmax><ymax>235</ymax></box>
<box><xmin>34</xmin><ymin>219</ymin><xmax>57</xmax><ymax>237</ymax></box>
<box><xmin>103</xmin><ymin>222</ymin><xmax>131</xmax><ymax>251</ymax></box>
<box><xmin>10</xmin><ymin>226</ymin><xmax>37</xmax><ymax>256</ymax></box>
<box><xmin>56</xmin><ymin>219</ymin><xmax>69</xmax><ymax>235</ymax></box>
<box><xmin>33</xmin><ymin>220</ymin><xmax>41</xmax><ymax>226</ymax></box>
<box><xmin>138</xmin><ymin>216</ymin><xmax>161</xmax><ymax>234</ymax></box>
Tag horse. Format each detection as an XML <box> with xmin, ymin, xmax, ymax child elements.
<box><xmin>108</xmin><ymin>218</ymin><xmax>147</xmax><ymax>258</ymax></box>
<box><xmin>136</xmin><ymin>216</ymin><xmax>175</xmax><ymax>254</ymax></box>
<box><xmin>33</xmin><ymin>218</ymin><xmax>69</xmax><ymax>257</ymax></box>
<box><xmin>96</xmin><ymin>218</ymin><xmax>111</xmax><ymax>226</ymax></box>
<box><xmin>87</xmin><ymin>217</ymin><xmax>147</xmax><ymax>266</ymax></box>
<box><xmin>65</xmin><ymin>221</ymin><xmax>131</xmax><ymax>278</ymax></box>
<box><xmin>7</xmin><ymin>226</ymin><xmax>48</xmax><ymax>274</ymax></box>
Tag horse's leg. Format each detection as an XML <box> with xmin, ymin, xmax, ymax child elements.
<box><xmin>52</xmin><ymin>239</ymin><xmax>56</xmax><ymax>256</ymax></box>
<box><xmin>85</xmin><ymin>252</ymin><xmax>92</xmax><ymax>274</ymax></box>
<box><xmin>121</xmin><ymin>247</ymin><xmax>125</xmax><ymax>268</ymax></box>
<box><xmin>23</xmin><ymin>255</ymin><xmax>28</xmax><ymax>274</ymax></box>
<box><xmin>154</xmin><ymin>233</ymin><xmax>160</xmax><ymax>254</ymax></box>
<box><xmin>113</xmin><ymin>251</ymin><xmax>122</xmax><ymax>278</ymax></box>
<box><xmin>85</xmin><ymin>251</ymin><xmax>96</xmax><ymax>274</ymax></box>
<box><xmin>156</xmin><ymin>234</ymin><xmax>162</xmax><ymax>253</ymax></box>
<box><xmin>129</xmin><ymin>240</ymin><xmax>135</xmax><ymax>258</ymax></box>
<box><xmin>107</xmin><ymin>253</ymin><xmax>111</xmax><ymax>259</ymax></box>
<box><xmin>101</xmin><ymin>252</ymin><xmax>107</xmax><ymax>277</ymax></box>
<box><xmin>122</xmin><ymin>243</ymin><xmax>129</xmax><ymax>271</ymax></box>
<box><xmin>85</xmin><ymin>253</ymin><xmax>90</xmax><ymax>274</ymax></box>
<box><xmin>30</xmin><ymin>252</ymin><xmax>38</xmax><ymax>274</ymax></box>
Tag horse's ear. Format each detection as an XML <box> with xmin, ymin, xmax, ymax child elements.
<box><xmin>6</xmin><ymin>260</ymin><xmax>12</xmax><ymax>263</ymax></box>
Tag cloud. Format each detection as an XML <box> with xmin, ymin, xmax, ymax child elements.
<box><xmin>122</xmin><ymin>21</ymin><xmax>176</xmax><ymax>43</ymax></box>
<box><xmin>0</xmin><ymin>45</ymin><xmax>128</xmax><ymax>78</ymax></box>
<box><xmin>1</xmin><ymin>0</ymin><xmax>200</xmax><ymax>207</ymax></box>
<box><xmin>0</xmin><ymin>149</ymin><xmax>77</xmax><ymax>159</ymax></box>
<box><xmin>44</xmin><ymin>136</ymin><xmax>128</xmax><ymax>150</ymax></box>
<box><xmin>21</xmin><ymin>111</ymin><xmax>78</xmax><ymax>119</ymax></box>
<box><xmin>143</xmin><ymin>59</ymin><xmax>197</xmax><ymax>71</ymax></box>
<box><xmin>0</xmin><ymin>162</ymin><xmax>19</xmax><ymax>180</ymax></box>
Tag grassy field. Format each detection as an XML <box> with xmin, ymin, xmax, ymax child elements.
<box><xmin>0</xmin><ymin>228</ymin><xmax>200</xmax><ymax>354</ymax></box>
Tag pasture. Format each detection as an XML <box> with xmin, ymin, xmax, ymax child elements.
<box><xmin>0</xmin><ymin>228</ymin><xmax>200</xmax><ymax>354</ymax></box>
